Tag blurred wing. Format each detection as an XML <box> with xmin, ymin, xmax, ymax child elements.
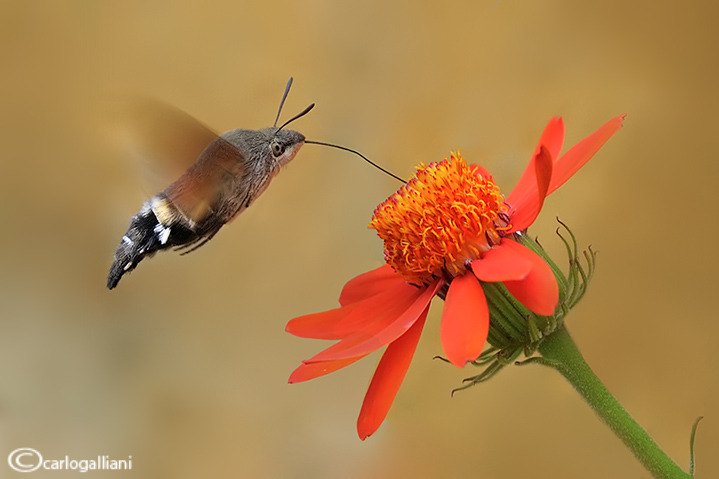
<box><xmin>164</xmin><ymin>136</ymin><xmax>247</xmax><ymax>225</ymax></box>
<box><xmin>108</xmin><ymin>97</ymin><xmax>221</xmax><ymax>195</ymax></box>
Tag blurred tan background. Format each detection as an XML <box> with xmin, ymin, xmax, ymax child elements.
<box><xmin>1</xmin><ymin>1</ymin><xmax>717</xmax><ymax>477</ymax></box>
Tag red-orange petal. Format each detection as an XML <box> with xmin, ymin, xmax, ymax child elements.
<box><xmin>286</xmin><ymin>280</ymin><xmax>416</xmax><ymax>340</ymax></box>
<box><xmin>356</xmin><ymin>306</ymin><xmax>429</xmax><ymax>440</ymax></box>
<box><xmin>339</xmin><ymin>265</ymin><xmax>404</xmax><ymax>307</ymax></box>
<box><xmin>547</xmin><ymin>114</ymin><xmax>626</xmax><ymax>196</ymax></box>
<box><xmin>506</xmin><ymin>117</ymin><xmax>565</xmax><ymax>209</ymax></box>
<box><xmin>470</xmin><ymin>239</ymin><xmax>532</xmax><ymax>282</ymax></box>
<box><xmin>501</xmin><ymin>240</ymin><xmax>559</xmax><ymax>316</ymax></box>
<box><xmin>286</xmin><ymin>303</ymin><xmax>359</xmax><ymax>340</ymax></box>
<box><xmin>306</xmin><ymin>279</ymin><xmax>442</xmax><ymax>362</ymax></box>
<box><xmin>506</xmin><ymin>144</ymin><xmax>553</xmax><ymax>232</ymax></box>
<box><xmin>288</xmin><ymin>355</ymin><xmax>367</xmax><ymax>383</ymax></box>
<box><xmin>440</xmin><ymin>273</ymin><xmax>489</xmax><ymax>367</ymax></box>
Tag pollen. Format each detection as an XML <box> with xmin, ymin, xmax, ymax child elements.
<box><xmin>370</xmin><ymin>153</ymin><xmax>511</xmax><ymax>285</ymax></box>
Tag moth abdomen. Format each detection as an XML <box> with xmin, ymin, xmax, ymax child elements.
<box><xmin>107</xmin><ymin>197</ymin><xmax>198</xmax><ymax>289</ymax></box>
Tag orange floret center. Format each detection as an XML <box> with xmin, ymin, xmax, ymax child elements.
<box><xmin>370</xmin><ymin>153</ymin><xmax>511</xmax><ymax>285</ymax></box>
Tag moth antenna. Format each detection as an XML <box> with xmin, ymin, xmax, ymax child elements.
<box><xmin>274</xmin><ymin>77</ymin><xmax>294</xmax><ymax>128</ymax></box>
<box><xmin>305</xmin><ymin>140</ymin><xmax>406</xmax><ymax>183</ymax></box>
<box><xmin>277</xmin><ymin>103</ymin><xmax>315</xmax><ymax>132</ymax></box>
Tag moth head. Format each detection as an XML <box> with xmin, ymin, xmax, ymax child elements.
<box><xmin>269</xmin><ymin>128</ymin><xmax>306</xmax><ymax>166</ymax></box>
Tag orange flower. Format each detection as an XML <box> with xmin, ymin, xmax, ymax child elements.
<box><xmin>286</xmin><ymin>115</ymin><xmax>626</xmax><ymax>439</ymax></box>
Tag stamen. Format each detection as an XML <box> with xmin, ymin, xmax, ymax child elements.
<box><xmin>370</xmin><ymin>153</ymin><xmax>510</xmax><ymax>285</ymax></box>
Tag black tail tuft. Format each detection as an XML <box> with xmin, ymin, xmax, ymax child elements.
<box><xmin>108</xmin><ymin>200</ymin><xmax>208</xmax><ymax>289</ymax></box>
<box><xmin>107</xmin><ymin>207</ymin><xmax>167</xmax><ymax>289</ymax></box>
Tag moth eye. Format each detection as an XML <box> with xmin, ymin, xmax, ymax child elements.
<box><xmin>271</xmin><ymin>142</ymin><xmax>285</xmax><ymax>157</ymax></box>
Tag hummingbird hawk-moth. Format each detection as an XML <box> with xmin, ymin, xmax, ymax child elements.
<box><xmin>107</xmin><ymin>78</ymin><xmax>312</xmax><ymax>289</ymax></box>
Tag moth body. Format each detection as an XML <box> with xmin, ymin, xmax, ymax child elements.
<box><xmin>107</xmin><ymin>126</ymin><xmax>305</xmax><ymax>289</ymax></box>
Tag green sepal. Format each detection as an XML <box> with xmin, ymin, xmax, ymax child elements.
<box><xmin>451</xmin><ymin>219</ymin><xmax>599</xmax><ymax>394</ymax></box>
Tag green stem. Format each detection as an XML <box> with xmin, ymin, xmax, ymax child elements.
<box><xmin>536</xmin><ymin>326</ymin><xmax>690</xmax><ymax>479</ymax></box>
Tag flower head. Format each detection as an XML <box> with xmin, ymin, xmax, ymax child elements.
<box><xmin>287</xmin><ymin>115</ymin><xmax>625</xmax><ymax>440</ymax></box>
<box><xmin>369</xmin><ymin>155</ymin><xmax>511</xmax><ymax>285</ymax></box>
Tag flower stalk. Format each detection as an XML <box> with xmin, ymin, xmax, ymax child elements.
<box><xmin>528</xmin><ymin>326</ymin><xmax>691</xmax><ymax>479</ymax></box>
<box><xmin>455</xmin><ymin>226</ymin><xmax>696</xmax><ymax>478</ymax></box>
